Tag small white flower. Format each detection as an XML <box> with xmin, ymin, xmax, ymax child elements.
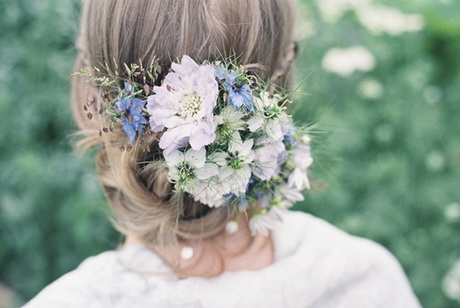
<box><xmin>248</xmin><ymin>92</ymin><xmax>291</xmax><ymax>141</ymax></box>
<box><xmin>288</xmin><ymin>143</ymin><xmax>313</xmax><ymax>190</ymax></box>
<box><xmin>288</xmin><ymin>168</ymin><xmax>311</xmax><ymax>190</ymax></box>
<box><xmin>214</xmin><ymin>132</ymin><xmax>255</xmax><ymax>195</ymax></box>
<box><xmin>214</xmin><ymin>106</ymin><xmax>247</xmax><ymax>141</ymax></box>
<box><xmin>278</xmin><ymin>183</ymin><xmax>305</xmax><ymax>203</ymax></box>
<box><xmin>249</xmin><ymin>208</ymin><xmax>284</xmax><ymax>236</ymax></box>
<box><xmin>164</xmin><ymin>148</ymin><xmax>218</xmax><ymax>191</ymax></box>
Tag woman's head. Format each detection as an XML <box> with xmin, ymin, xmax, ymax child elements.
<box><xmin>72</xmin><ymin>0</ymin><xmax>297</xmax><ymax>246</ymax></box>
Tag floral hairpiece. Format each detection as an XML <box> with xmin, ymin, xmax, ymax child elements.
<box><xmin>74</xmin><ymin>55</ymin><xmax>313</xmax><ymax>236</ymax></box>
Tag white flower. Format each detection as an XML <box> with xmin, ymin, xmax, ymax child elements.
<box><xmin>288</xmin><ymin>168</ymin><xmax>311</xmax><ymax>190</ymax></box>
<box><xmin>249</xmin><ymin>208</ymin><xmax>285</xmax><ymax>236</ymax></box>
<box><xmin>214</xmin><ymin>106</ymin><xmax>247</xmax><ymax>141</ymax></box>
<box><xmin>248</xmin><ymin>92</ymin><xmax>291</xmax><ymax>141</ymax></box>
<box><xmin>322</xmin><ymin>46</ymin><xmax>376</xmax><ymax>77</ymax></box>
<box><xmin>164</xmin><ymin>148</ymin><xmax>218</xmax><ymax>191</ymax></box>
<box><xmin>288</xmin><ymin>143</ymin><xmax>313</xmax><ymax>190</ymax></box>
<box><xmin>214</xmin><ymin>133</ymin><xmax>255</xmax><ymax>195</ymax></box>
<box><xmin>252</xmin><ymin>137</ymin><xmax>286</xmax><ymax>181</ymax></box>
<box><xmin>278</xmin><ymin>183</ymin><xmax>305</xmax><ymax>203</ymax></box>
<box><xmin>190</xmin><ymin>178</ymin><xmax>226</xmax><ymax>207</ymax></box>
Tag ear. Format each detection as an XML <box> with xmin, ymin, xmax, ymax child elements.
<box><xmin>270</xmin><ymin>41</ymin><xmax>298</xmax><ymax>82</ymax></box>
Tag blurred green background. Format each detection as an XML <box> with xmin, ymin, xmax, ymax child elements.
<box><xmin>1</xmin><ymin>0</ymin><xmax>459</xmax><ymax>307</ymax></box>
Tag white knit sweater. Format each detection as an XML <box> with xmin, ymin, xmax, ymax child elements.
<box><xmin>25</xmin><ymin>211</ymin><xmax>421</xmax><ymax>308</ymax></box>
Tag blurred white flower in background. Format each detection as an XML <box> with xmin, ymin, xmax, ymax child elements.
<box><xmin>425</xmin><ymin>150</ymin><xmax>446</xmax><ymax>172</ymax></box>
<box><xmin>358</xmin><ymin>78</ymin><xmax>384</xmax><ymax>99</ymax></box>
<box><xmin>316</xmin><ymin>0</ymin><xmax>369</xmax><ymax>22</ymax></box>
<box><xmin>444</xmin><ymin>203</ymin><xmax>460</xmax><ymax>223</ymax></box>
<box><xmin>357</xmin><ymin>5</ymin><xmax>424</xmax><ymax>35</ymax></box>
<box><xmin>322</xmin><ymin>46</ymin><xmax>376</xmax><ymax>76</ymax></box>
<box><xmin>423</xmin><ymin>85</ymin><xmax>443</xmax><ymax>105</ymax></box>
<box><xmin>443</xmin><ymin>260</ymin><xmax>460</xmax><ymax>302</ymax></box>
<box><xmin>316</xmin><ymin>0</ymin><xmax>425</xmax><ymax>35</ymax></box>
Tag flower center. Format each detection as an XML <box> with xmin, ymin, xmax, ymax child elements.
<box><xmin>179</xmin><ymin>93</ymin><xmax>202</xmax><ymax>118</ymax></box>
<box><xmin>178</xmin><ymin>162</ymin><xmax>195</xmax><ymax>184</ymax></box>
<box><xmin>220</xmin><ymin>123</ymin><xmax>233</xmax><ymax>140</ymax></box>
<box><xmin>227</xmin><ymin>151</ymin><xmax>244</xmax><ymax>170</ymax></box>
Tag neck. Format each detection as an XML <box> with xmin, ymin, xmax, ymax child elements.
<box><xmin>124</xmin><ymin>217</ymin><xmax>274</xmax><ymax>277</ymax></box>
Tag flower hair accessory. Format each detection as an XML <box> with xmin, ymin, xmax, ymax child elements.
<box><xmin>75</xmin><ymin>55</ymin><xmax>313</xmax><ymax>236</ymax></box>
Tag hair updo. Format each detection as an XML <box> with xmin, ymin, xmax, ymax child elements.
<box><xmin>72</xmin><ymin>0</ymin><xmax>297</xmax><ymax>247</ymax></box>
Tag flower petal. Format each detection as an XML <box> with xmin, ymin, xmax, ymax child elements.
<box><xmin>247</xmin><ymin>116</ymin><xmax>264</xmax><ymax>132</ymax></box>
<box><xmin>164</xmin><ymin>150</ymin><xmax>185</xmax><ymax>166</ymax></box>
<box><xmin>185</xmin><ymin>148</ymin><xmax>206</xmax><ymax>168</ymax></box>
<box><xmin>195</xmin><ymin>163</ymin><xmax>219</xmax><ymax>180</ymax></box>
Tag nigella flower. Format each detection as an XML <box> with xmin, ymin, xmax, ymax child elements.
<box><xmin>214</xmin><ymin>132</ymin><xmax>255</xmax><ymax>195</ymax></box>
<box><xmin>164</xmin><ymin>147</ymin><xmax>218</xmax><ymax>192</ymax></box>
<box><xmin>147</xmin><ymin>55</ymin><xmax>219</xmax><ymax>154</ymax></box>
<box><xmin>115</xmin><ymin>82</ymin><xmax>148</xmax><ymax>143</ymax></box>
<box><xmin>192</xmin><ymin>180</ymin><xmax>227</xmax><ymax>208</ymax></box>
<box><xmin>216</xmin><ymin>66</ymin><xmax>254</xmax><ymax>111</ymax></box>
<box><xmin>214</xmin><ymin>106</ymin><xmax>247</xmax><ymax>141</ymax></box>
<box><xmin>248</xmin><ymin>91</ymin><xmax>291</xmax><ymax>140</ymax></box>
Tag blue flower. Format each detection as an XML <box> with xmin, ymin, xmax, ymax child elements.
<box><xmin>283</xmin><ymin>129</ymin><xmax>298</xmax><ymax>146</ymax></box>
<box><xmin>229</xmin><ymin>82</ymin><xmax>253</xmax><ymax>111</ymax></box>
<box><xmin>115</xmin><ymin>82</ymin><xmax>148</xmax><ymax>143</ymax></box>
<box><xmin>216</xmin><ymin>66</ymin><xmax>237</xmax><ymax>87</ymax></box>
<box><xmin>215</xmin><ymin>66</ymin><xmax>254</xmax><ymax>111</ymax></box>
<box><xmin>223</xmin><ymin>193</ymin><xmax>236</xmax><ymax>206</ymax></box>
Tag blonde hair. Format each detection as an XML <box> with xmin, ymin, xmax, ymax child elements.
<box><xmin>72</xmin><ymin>0</ymin><xmax>296</xmax><ymax>248</ymax></box>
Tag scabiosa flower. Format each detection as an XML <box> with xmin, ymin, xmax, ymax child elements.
<box><xmin>147</xmin><ymin>55</ymin><xmax>219</xmax><ymax>154</ymax></box>
<box><xmin>214</xmin><ymin>133</ymin><xmax>255</xmax><ymax>195</ymax></box>
<box><xmin>115</xmin><ymin>82</ymin><xmax>148</xmax><ymax>143</ymax></box>
<box><xmin>216</xmin><ymin>66</ymin><xmax>254</xmax><ymax>111</ymax></box>
<box><xmin>164</xmin><ymin>148</ymin><xmax>218</xmax><ymax>192</ymax></box>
